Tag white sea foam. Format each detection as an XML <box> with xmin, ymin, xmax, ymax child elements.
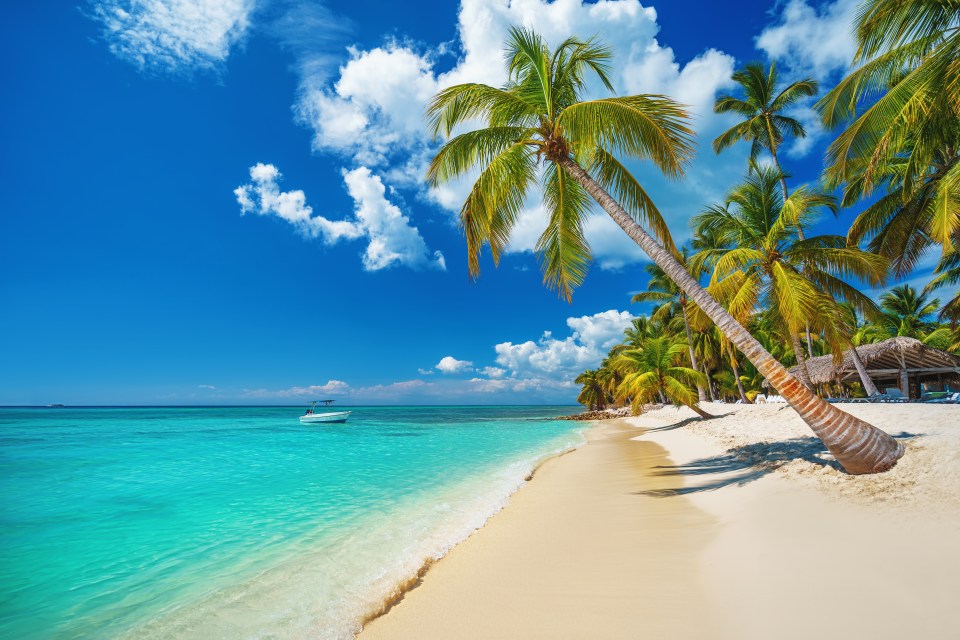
<box><xmin>121</xmin><ymin>430</ymin><xmax>586</xmax><ymax>639</ymax></box>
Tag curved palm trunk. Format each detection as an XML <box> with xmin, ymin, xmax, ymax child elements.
<box><xmin>557</xmin><ymin>156</ymin><xmax>904</xmax><ymax>474</ymax></box>
<box><xmin>849</xmin><ymin>343</ymin><xmax>879</xmax><ymax>396</ymax></box>
<box><xmin>682</xmin><ymin>306</ymin><xmax>709</xmax><ymax>403</ymax></box>
<box><xmin>790</xmin><ymin>332</ymin><xmax>814</xmax><ymax>389</ymax></box>
<box><xmin>689</xmin><ymin>403</ymin><xmax>714</xmax><ymax>419</ymax></box>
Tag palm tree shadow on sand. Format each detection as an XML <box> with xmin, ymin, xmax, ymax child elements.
<box><xmin>638</xmin><ymin>431</ymin><xmax>920</xmax><ymax>497</ymax></box>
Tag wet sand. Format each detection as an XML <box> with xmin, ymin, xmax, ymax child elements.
<box><xmin>359</xmin><ymin>404</ymin><xmax>960</xmax><ymax>639</ymax></box>
<box><xmin>359</xmin><ymin>420</ymin><xmax>717</xmax><ymax>639</ymax></box>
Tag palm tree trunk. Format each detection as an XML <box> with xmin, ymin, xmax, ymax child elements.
<box><xmin>557</xmin><ymin>156</ymin><xmax>904</xmax><ymax>475</ymax></box>
<box><xmin>765</xmin><ymin>123</ymin><xmax>795</xmax><ymax>225</ymax></box>
<box><xmin>769</xmin><ymin>146</ymin><xmax>792</xmax><ymax>215</ymax></box>
<box><xmin>849</xmin><ymin>343</ymin><xmax>878</xmax><ymax>396</ymax></box>
<box><xmin>682</xmin><ymin>306</ymin><xmax>709</xmax><ymax>403</ymax></box>
<box><xmin>731</xmin><ymin>360</ymin><xmax>751</xmax><ymax>403</ymax></box>
<box><xmin>703</xmin><ymin>363</ymin><xmax>716</xmax><ymax>401</ymax></box>
<box><xmin>769</xmin><ymin>142</ymin><xmax>817</xmax><ymax>356</ymax></box>
<box><xmin>689</xmin><ymin>403</ymin><xmax>714</xmax><ymax>419</ymax></box>
<box><xmin>790</xmin><ymin>332</ymin><xmax>814</xmax><ymax>389</ymax></box>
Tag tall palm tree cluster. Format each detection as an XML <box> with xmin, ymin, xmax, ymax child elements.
<box><xmin>580</xmin><ymin>1</ymin><xmax>960</xmax><ymax>419</ymax></box>
<box><xmin>427</xmin><ymin>0</ymin><xmax>958</xmax><ymax>474</ymax></box>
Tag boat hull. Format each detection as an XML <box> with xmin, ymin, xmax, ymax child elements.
<box><xmin>299</xmin><ymin>411</ymin><xmax>352</xmax><ymax>424</ymax></box>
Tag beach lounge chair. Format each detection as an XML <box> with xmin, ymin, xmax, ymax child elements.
<box><xmin>928</xmin><ymin>392</ymin><xmax>960</xmax><ymax>404</ymax></box>
<box><xmin>853</xmin><ymin>392</ymin><xmax>889</xmax><ymax>403</ymax></box>
<box><xmin>883</xmin><ymin>388</ymin><xmax>909</xmax><ymax>402</ymax></box>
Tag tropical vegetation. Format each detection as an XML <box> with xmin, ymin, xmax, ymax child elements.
<box><xmin>425</xmin><ymin>0</ymin><xmax>960</xmax><ymax>474</ymax></box>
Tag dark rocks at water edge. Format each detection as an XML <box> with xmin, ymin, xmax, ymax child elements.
<box><xmin>558</xmin><ymin>408</ymin><xmax>634</xmax><ymax>421</ymax></box>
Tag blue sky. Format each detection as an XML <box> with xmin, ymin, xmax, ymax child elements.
<box><xmin>1</xmin><ymin>0</ymin><xmax>945</xmax><ymax>405</ymax></box>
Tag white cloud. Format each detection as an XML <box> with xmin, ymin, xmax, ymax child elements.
<box><xmin>90</xmin><ymin>0</ymin><xmax>255</xmax><ymax>73</ymax></box>
<box><xmin>291</xmin><ymin>0</ymin><xmax>746</xmax><ymax>269</ymax></box>
<box><xmin>494</xmin><ymin>309</ymin><xmax>633</xmax><ymax>380</ymax></box>
<box><xmin>297</xmin><ymin>44</ymin><xmax>440</xmax><ymax>167</ymax></box>
<box><xmin>756</xmin><ymin>0</ymin><xmax>858</xmax><ymax>80</ymax></box>
<box><xmin>435</xmin><ymin>356</ymin><xmax>474</xmax><ymax>374</ymax></box>
<box><xmin>343</xmin><ymin>166</ymin><xmax>446</xmax><ymax>271</ymax></box>
<box><xmin>197</xmin><ymin>384</ymin><xmax>217</xmax><ymax>390</ymax></box>
<box><xmin>234</xmin><ymin>163</ymin><xmax>444</xmax><ymax>271</ymax></box>
<box><xmin>246</xmin><ymin>380</ymin><xmax>351</xmax><ymax>398</ymax></box>
<box><xmin>417</xmin><ymin>368</ymin><xmax>435</xmax><ymax>375</ymax></box>
<box><xmin>240</xmin><ymin>306</ymin><xmax>636</xmax><ymax>403</ymax></box>
<box><xmin>235</xmin><ymin>162</ymin><xmax>364</xmax><ymax>242</ymax></box>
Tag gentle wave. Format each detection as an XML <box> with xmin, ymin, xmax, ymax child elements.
<box><xmin>0</xmin><ymin>406</ymin><xmax>582</xmax><ymax>639</ymax></box>
<box><xmin>118</xmin><ymin>434</ymin><xmax>585</xmax><ymax>640</ymax></box>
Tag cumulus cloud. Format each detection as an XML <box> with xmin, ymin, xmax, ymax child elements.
<box><xmin>756</xmin><ymin>0</ymin><xmax>858</xmax><ymax>80</ymax></box>
<box><xmin>291</xmin><ymin>0</ymin><xmax>745</xmax><ymax>268</ymax></box>
<box><xmin>494</xmin><ymin>309</ymin><xmax>634</xmax><ymax>380</ymax></box>
<box><xmin>435</xmin><ymin>356</ymin><xmax>474</xmax><ymax>374</ymax></box>
<box><xmin>90</xmin><ymin>0</ymin><xmax>255</xmax><ymax>73</ymax></box>
<box><xmin>240</xmin><ymin>307</ymin><xmax>635</xmax><ymax>402</ymax></box>
<box><xmin>234</xmin><ymin>163</ymin><xmax>444</xmax><ymax>271</ymax></box>
<box><xmin>343</xmin><ymin>166</ymin><xmax>446</xmax><ymax>271</ymax></box>
<box><xmin>235</xmin><ymin>162</ymin><xmax>364</xmax><ymax>242</ymax></box>
<box><xmin>429</xmin><ymin>309</ymin><xmax>636</xmax><ymax>398</ymax></box>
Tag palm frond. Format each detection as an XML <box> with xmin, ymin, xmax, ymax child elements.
<box><xmin>559</xmin><ymin>95</ymin><xmax>695</xmax><ymax>177</ymax></box>
<box><xmin>536</xmin><ymin>162</ymin><xmax>593</xmax><ymax>301</ymax></box>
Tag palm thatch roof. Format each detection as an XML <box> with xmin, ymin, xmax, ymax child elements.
<box><xmin>763</xmin><ymin>337</ymin><xmax>960</xmax><ymax>387</ymax></box>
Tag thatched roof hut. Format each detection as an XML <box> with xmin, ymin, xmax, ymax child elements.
<box><xmin>764</xmin><ymin>337</ymin><xmax>960</xmax><ymax>399</ymax></box>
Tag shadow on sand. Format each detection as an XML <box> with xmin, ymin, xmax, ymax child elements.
<box><xmin>638</xmin><ymin>431</ymin><xmax>919</xmax><ymax>497</ymax></box>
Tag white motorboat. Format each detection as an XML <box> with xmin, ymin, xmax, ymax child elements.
<box><xmin>299</xmin><ymin>400</ymin><xmax>351</xmax><ymax>424</ymax></box>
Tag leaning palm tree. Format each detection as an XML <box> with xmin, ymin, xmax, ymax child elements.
<box><xmin>713</xmin><ymin>61</ymin><xmax>818</xmax><ymax>203</ymax></box>
<box><xmin>615</xmin><ymin>337</ymin><xmax>713</xmax><ymax>418</ymax></box>
<box><xmin>631</xmin><ymin>253</ymin><xmax>708</xmax><ymax>402</ymax></box>
<box><xmin>426</xmin><ymin>27</ymin><xmax>903</xmax><ymax>474</ymax></box>
<box><xmin>817</xmin><ymin>0</ymin><xmax>960</xmax><ymax>276</ymax></box>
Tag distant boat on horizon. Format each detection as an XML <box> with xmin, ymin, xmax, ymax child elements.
<box><xmin>299</xmin><ymin>400</ymin><xmax>351</xmax><ymax>424</ymax></box>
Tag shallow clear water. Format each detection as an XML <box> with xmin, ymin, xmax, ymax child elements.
<box><xmin>0</xmin><ymin>406</ymin><xmax>583</xmax><ymax>639</ymax></box>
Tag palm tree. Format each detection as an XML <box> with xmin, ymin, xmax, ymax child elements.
<box><xmin>838</xmin><ymin>303</ymin><xmax>881</xmax><ymax>397</ymax></box>
<box><xmin>878</xmin><ymin>284</ymin><xmax>940</xmax><ymax>338</ymax></box>
<box><xmin>575</xmin><ymin>369</ymin><xmax>606</xmax><ymax>410</ymax></box>
<box><xmin>615</xmin><ymin>337</ymin><xmax>713</xmax><ymax>418</ymax></box>
<box><xmin>817</xmin><ymin>1</ymin><xmax>960</xmax><ymax>276</ymax></box>
<box><xmin>691</xmin><ymin>165</ymin><xmax>888</xmax><ymax>389</ymax></box>
<box><xmin>713</xmin><ymin>61</ymin><xmax>818</xmax><ymax>204</ymax></box>
<box><xmin>426</xmin><ymin>28</ymin><xmax>903</xmax><ymax>474</ymax></box>
<box><xmin>631</xmin><ymin>253</ymin><xmax>708</xmax><ymax>402</ymax></box>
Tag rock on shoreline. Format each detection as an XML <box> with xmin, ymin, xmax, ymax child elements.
<box><xmin>558</xmin><ymin>408</ymin><xmax>635</xmax><ymax>421</ymax></box>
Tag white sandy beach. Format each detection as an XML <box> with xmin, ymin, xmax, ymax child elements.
<box><xmin>359</xmin><ymin>403</ymin><xmax>960</xmax><ymax>639</ymax></box>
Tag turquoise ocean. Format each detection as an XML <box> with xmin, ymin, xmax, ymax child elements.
<box><xmin>0</xmin><ymin>406</ymin><xmax>583</xmax><ymax>639</ymax></box>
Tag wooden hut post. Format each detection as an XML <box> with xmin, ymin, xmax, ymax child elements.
<box><xmin>898</xmin><ymin>351</ymin><xmax>910</xmax><ymax>399</ymax></box>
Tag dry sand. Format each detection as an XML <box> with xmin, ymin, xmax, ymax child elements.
<box><xmin>358</xmin><ymin>403</ymin><xmax>960</xmax><ymax>639</ymax></box>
